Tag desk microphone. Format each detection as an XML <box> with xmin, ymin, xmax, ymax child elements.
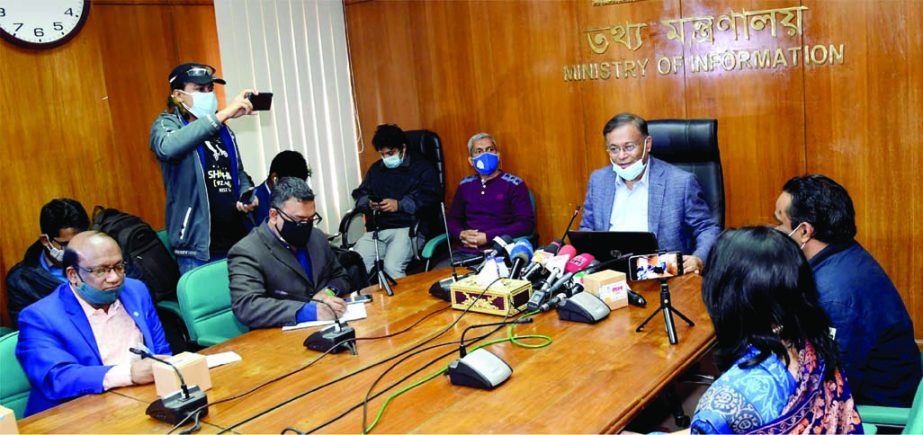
<box><xmin>430</xmin><ymin>202</ymin><xmax>473</xmax><ymax>301</ymax></box>
<box><xmin>129</xmin><ymin>347</ymin><xmax>208</xmax><ymax>425</ymax></box>
<box><xmin>446</xmin><ymin>318</ymin><xmax>534</xmax><ymax>390</ymax></box>
<box><xmin>304</xmin><ymin>298</ymin><xmax>358</xmax><ymax>355</ymax></box>
<box><xmin>557</xmin><ymin>205</ymin><xmax>581</xmax><ymax>244</ymax></box>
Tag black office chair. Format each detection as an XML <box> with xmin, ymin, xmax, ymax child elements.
<box><xmin>332</xmin><ymin>130</ymin><xmax>446</xmax><ymax>278</ymax></box>
<box><xmin>648</xmin><ymin>119</ymin><xmax>725</xmax><ymax>229</ymax></box>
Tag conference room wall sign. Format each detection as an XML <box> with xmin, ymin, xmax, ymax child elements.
<box><xmin>564</xmin><ymin>5</ymin><xmax>846</xmax><ymax>81</ymax></box>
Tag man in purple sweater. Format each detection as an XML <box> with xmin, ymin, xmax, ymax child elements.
<box><xmin>442</xmin><ymin>133</ymin><xmax>535</xmax><ymax>265</ymax></box>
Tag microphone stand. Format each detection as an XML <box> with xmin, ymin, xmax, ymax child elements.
<box><xmin>369</xmin><ymin>208</ymin><xmax>397</xmax><ymax>296</ymax></box>
<box><xmin>635</xmin><ymin>278</ymin><xmax>694</xmax><ymax>345</ymax></box>
<box><xmin>304</xmin><ymin>298</ymin><xmax>358</xmax><ymax>355</ymax></box>
<box><xmin>130</xmin><ymin>348</ymin><xmax>209</xmax><ymax>425</ymax></box>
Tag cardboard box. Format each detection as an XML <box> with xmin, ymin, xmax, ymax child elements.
<box><xmin>450</xmin><ymin>277</ymin><xmax>532</xmax><ymax>316</ymax></box>
<box><xmin>0</xmin><ymin>405</ymin><xmax>17</xmax><ymax>434</ymax></box>
<box><xmin>152</xmin><ymin>352</ymin><xmax>212</xmax><ymax>398</ymax></box>
<box><xmin>582</xmin><ymin>270</ymin><xmax>629</xmax><ymax>310</ymax></box>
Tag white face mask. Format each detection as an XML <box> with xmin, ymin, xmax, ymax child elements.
<box><xmin>611</xmin><ymin>145</ymin><xmax>647</xmax><ymax>181</ymax></box>
<box><xmin>787</xmin><ymin>222</ymin><xmax>808</xmax><ymax>250</ymax></box>
<box><xmin>43</xmin><ymin>235</ymin><xmax>65</xmax><ymax>263</ymax></box>
<box><xmin>178</xmin><ymin>90</ymin><xmax>218</xmax><ymax>119</ymax></box>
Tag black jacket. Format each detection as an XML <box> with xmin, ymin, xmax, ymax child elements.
<box><xmin>351</xmin><ymin>152</ymin><xmax>441</xmax><ymax>233</ymax></box>
<box><xmin>6</xmin><ymin>241</ymin><xmax>64</xmax><ymax>328</ymax></box>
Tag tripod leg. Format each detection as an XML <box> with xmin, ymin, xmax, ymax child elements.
<box><xmin>635</xmin><ymin>308</ymin><xmax>661</xmax><ymax>332</ymax></box>
<box><xmin>663</xmin><ymin>306</ymin><xmax>678</xmax><ymax>345</ymax></box>
<box><xmin>671</xmin><ymin>307</ymin><xmax>695</xmax><ymax>327</ymax></box>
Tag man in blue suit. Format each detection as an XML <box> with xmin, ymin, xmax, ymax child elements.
<box><xmin>580</xmin><ymin>113</ymin><xmax>720</xmax><ymax>272</ymax></box>
<box><xmin>16</xmin><ymin>231</ymin><xmax>171</xmax><ymax>416</ymax></box>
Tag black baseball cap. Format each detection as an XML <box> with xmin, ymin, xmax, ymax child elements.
<box><xmin>168</xmin><ymin>63</ymin><xmax>226</xmax><ymax>89</ymax></box>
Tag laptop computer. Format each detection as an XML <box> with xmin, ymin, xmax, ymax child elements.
<box><xmin>566</xmin><ymin>231</ymin><xmax>659</xmax><ymax>270</ymax></box>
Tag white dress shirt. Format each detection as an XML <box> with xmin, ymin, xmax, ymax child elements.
<box><xmin>608</xmin><ymin>165</ymin><xmax>650</xmax><ymax>232</ymax></box>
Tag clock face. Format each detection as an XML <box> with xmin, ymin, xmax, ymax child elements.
<box><xmin>0</xmin><ymin>0</ymin><xmax>90</xmax><ymax>49</ymax></box>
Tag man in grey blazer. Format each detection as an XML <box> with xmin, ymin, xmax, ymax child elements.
<box><xmin>579</xmin><ymin>113</ymin><xmax>720</xmax><ymax>272</ymax></box>
<box><xmin>229</xmin><ymin>177</ymin><xmax>351</xmax><ymax>328</ymax></box>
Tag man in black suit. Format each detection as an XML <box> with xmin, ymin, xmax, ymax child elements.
<box><xmin>228</xmin><ymin>177</ymin><xmax>351</xmax><ymax>328</ymax></box>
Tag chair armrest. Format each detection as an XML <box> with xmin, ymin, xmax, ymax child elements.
<box><xmin>422</xmin><ymin>234</ymin><xmax>449</xmax><ymax>259</ymax></box>
<box><xmin>156</xmin><ymin>300</ymin><xmax>182</xmax><ymax>317</ymax></box>
<box><xmin>856</xmin><ymin>405</ymin><xmax>910</xmax><ymax>426</ymax></box>
<box><xmin>862</xmin><ymin>422</ymin><xmax>878</xmax><ymax>434</ymax></box>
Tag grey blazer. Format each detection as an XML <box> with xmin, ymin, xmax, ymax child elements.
<box><xmin>228</xmin><ymin>224</ymin><xmax>351</xmax><ymax>328</ymax></box>
<box><xmin>579</xmin><ymin>157</ymin><xmax>720</xmax><ymax>260</ymax></box>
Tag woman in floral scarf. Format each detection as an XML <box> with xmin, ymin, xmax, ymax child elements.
<box><xmin>690</xmin><ymin>226</ymin><xmax>862</xmax><ymax>434</ymax></box>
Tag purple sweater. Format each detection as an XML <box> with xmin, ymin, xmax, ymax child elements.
<box><xmin>446</xmin><ymin>172</ymin><xmax>535</xmax><ymax>254</ymax></box>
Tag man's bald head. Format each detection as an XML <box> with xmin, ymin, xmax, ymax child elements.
<box><xmin>63</xmin><ymin>231</ymin><xmax>125</xmax><ymax>290</ymax></box>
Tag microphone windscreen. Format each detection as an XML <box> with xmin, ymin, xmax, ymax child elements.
<box><xmin>565</xmin><ymin>254</ymin><xmax>596</xmax><ymax>273</ymax></box>
<box><xmin>558</xmin><ymin>244</ymin><xmax>577</xmax><ymax>261</ymax></box>
<box><xmin>492</xmin><ymin>235</ymin><xmax>515</xmax><ymax>252</ymax></box>
<box><xmin>542</xmin><ymin>243</ymin><xmax>561</xmax><ymax>255</ymax></box>
<box><xmin>509</xmin><ymin>244</ymin><xmax>532</xmax><ymax>262</ymax></box>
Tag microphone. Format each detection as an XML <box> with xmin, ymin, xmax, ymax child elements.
<box><xmin>544</xmin><ymin>256</ymin><xmax>598</xmax><ymax>296</ymax></box>
<box><xmin>557</xmin><ymin>206</ymin><xmax>581</xmax><ymax>244</ymax></box>
<box><xmin>540</xmin><ymin>245</ymin><xmax>577</xmax><ymax>290</ymax></box>
<box><xmin>507</xmin><ymin>241</ymin><xmax>533</xmax><ymax>279</ymax></box>
<box><xmin>447</xmin><ymin>318</ymin><xmax>534</xmax><ymax>390</ymax></box>
<box><xmin>130</xmin><ymin>347</ymin><xmax>209</xmax><ymax>425</ymax></box>
<box><xmin>431</xmin><ymin>202</ymin><xmax>469</xmax><ymax>301</ymax></box>
<box><xmin>304</xmin><ymin>298</ymin><xmax>358</xmax><ymax>355</ymax></box>
<box><xmin>519</xmin><ymin>243</ymin><xmax>561</xmax><ymax>280</ymax></box>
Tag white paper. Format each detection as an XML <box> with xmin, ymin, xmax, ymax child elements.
<box><xmin>281</xmin><ymin>302</ymin><xmax>368</xmax><ymax>331</ymax></box>
<box><xmin>206</xmin><ymin>351</ymin><xmax>242</xmax><ymax>368</ymax></box>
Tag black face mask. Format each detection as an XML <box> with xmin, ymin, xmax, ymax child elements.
<box><xmin>276</xmin><ymin>217</ymin><xmax>312</xmax><ymax>248</ymax></box>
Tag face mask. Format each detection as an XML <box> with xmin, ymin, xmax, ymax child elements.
<box><xmin>44</xmin><ymin>235</ymin><xmax>65</xmax><ymax>263</ymax></box>
<box><xmin>382</xmin><ymin>149</ymin><xmax>404</xmax><ymax>169</ymax></box>
<box><xmin>473</xmin><ymin>152</ymin><xmax>500</xmax><ymax>176</ymax></box>
<box><xmin>178</xmin><ymin>90</ymin><xmax>219</xmax><ymax>119</ymax></box>
<box><xmin>74</xmin><ymin>275</ymin><xmax>124</xmax><ymax>306</ymax></box>
<box><xmin>787</xmin><ymin>222</ymin><xmax>808</xmax><ymax>250</ymax></box>
<box><xmin>276</xmin><ymin>218</ymin><xmax>313</xmax><ymax>248</ymax></box>
<box><xmin>611</xmin><ymin>145</ymin><xmax>647</xmax><ymax>181</ymax></box>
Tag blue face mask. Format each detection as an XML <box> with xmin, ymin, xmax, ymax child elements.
<box><xmin>382</xmin><ymin>149</ymin><xmax>404</xmax><ymax>169</ymax></box>
<box><xmin>473</xmin><ymin>152</ymin><xmax>500</xmax><ymax>176</ymax></box>
<box><xmin>611</xmin><ymin>146</ymin><xmax>647</xmax><ymax>181</ymax></box>
<box><xmin>74</xmin><ymin>275</ymin><xmax>124</xmax><ymax>306</ymax></box>
<box><xmin>179</xmin><ymin>90</ymin><xmax>219</xmax><ymax>119</ymax></box>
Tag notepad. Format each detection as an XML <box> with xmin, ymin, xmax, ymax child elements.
<box><xmin>281</xmin><ymin>302</ymin><xmax>368</xmax><ymax>331</ymax></box>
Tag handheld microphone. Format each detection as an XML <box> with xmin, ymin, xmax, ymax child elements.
<box><xmin>447</xmin><ymin>318</ymin><xmax>534</xmax><ymax>390</ymax></box>
<box><xmin>130</xmin><ymin>347</ymin><xmax>209</xmax><ymax>425</ymax></box>
<box><xmin>545</xmin><ymin>256</ymin><xmax>598</xmax><ymax>296</ymax></box>
<box><xmin>519</xmin><ymin>243</ymin><xmax>561</xmax><ymax>280</ymax></box>
<box><xmin>304</xmin><ymin>299</ymin><xmax>357</xmax><ymax>355</ymax></box>
<box><xmin>507</xmin><ymin>241</ymin><xmax>533</xmax><ymax>279</ymax></box>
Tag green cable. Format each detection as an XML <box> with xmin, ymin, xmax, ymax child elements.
<box><xmin>363</xmin><ymin>315</ymin><xmax>552</xmax><ymax>434</ymax></box>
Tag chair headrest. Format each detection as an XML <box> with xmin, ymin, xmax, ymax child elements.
<box><xmin>648</xmin><ymin>119</ymin><xmax>719</xmax><ymax>163</ymax></box>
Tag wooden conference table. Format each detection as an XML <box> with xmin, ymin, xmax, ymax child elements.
<box><xmin>19</xmin><ymin>270</ymin><xmax>715</xmax><ymax>433</ymax></box>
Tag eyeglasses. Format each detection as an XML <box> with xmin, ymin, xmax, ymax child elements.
<box><xmin>606</xmin><ymin>143</ymin><xmax>640</xmax><ymax>155</ymax></box>
<box><xmin>275</xmin><ymin>208</ymin><xmax>322</xmax><ymax>227</ymax></box>
<box><xmin>76</xmin><ymin>261</ymin><xmax>127</xmax><ymax>279</ymax></box>
<box><xmin>471</xmin><ymin>146</ymin><xmax>498</xmax><ymax>157</ymax></box>
<box><xmin>169</xmin><ymin>65</ymin><xmax>216</xmax><ymax>83</ymax></box>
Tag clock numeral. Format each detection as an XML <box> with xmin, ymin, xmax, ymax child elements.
<box><xmin>54</xmin><ymin>22</ymin><xmax>64</xmax><ymax>31</ymax></box>
<box><xmin>34</xmin><ymin>28</ymin><xmax>44</xmax><ymax>37</ymax></box>
<box><xmin>65</xmin><ymin>8</ymin><xmax>75</xmax><ymax>17</ymax></box>
<box><xmin>0</xmin><ymin>8</ymin><xmax>6</xmax><ymax>17</ymax></box>
<box><xmin>14</xmin><ymin>23</ymin><xmax>23</xmax><ymax>32</ymax></box>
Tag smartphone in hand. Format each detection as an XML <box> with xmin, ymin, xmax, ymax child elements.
<box><xmin>247</xmin><ymin>92</ymin><xmax>273</xmax><ymax>111</ymax></box>
<box><xmin>345</xmin><ymin>294</ymin><xmax>373</xmax><ymax>304</ymax></box>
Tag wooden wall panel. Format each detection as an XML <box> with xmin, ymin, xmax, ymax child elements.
<box><xmin>345</xmin><ymin>0</ymin><xmax>923</xmax><ymax>340</ymax></box>
<box><xmin>0</xmin><ymin>1</ymin><xmax>221</xmax><ymax>326</ymax></box>
<box><xmin>803</xmin><ymin>0</ymin><xmax>923</xmax><ymax>337</ymax></box>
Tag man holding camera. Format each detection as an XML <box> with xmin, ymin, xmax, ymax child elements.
<box><xmin>150</xmin><ymin>62</ymin><xmax>259</xmax><ymax>274</ymax></box>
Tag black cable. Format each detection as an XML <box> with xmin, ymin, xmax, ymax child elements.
<box><xmin>178</xmin><ymin>409</ymin><xmax>203</xmax><ymax>435</ymax></box>
<box><xmin>357</xmin><ymin>305</ymin><xmax>450</xmax><ymax>340</ymax></box>
<box><xmin>218</xmin><ymin>277</ymin><xmax>503</xmax><ymax>433</ymax></box>
<box><xmin>168</xmin><ymin>303</ymin><xmax>449</xmax><ymax>433</ymax></box>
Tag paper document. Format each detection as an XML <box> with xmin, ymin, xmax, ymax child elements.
<box><xmin>206</xmin><ymin>351</ymin><xmax>242</xmax><ymax>368</ymax></box>
<box><xmin>281</xmin><ymin>302</ymin><xmax>368</xmax><ymax>331</ymax></box>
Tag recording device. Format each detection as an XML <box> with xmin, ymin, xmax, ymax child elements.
<box><xmin>129</xmin><ymin>347</ymin><xmax>208</xmax><ymax>425</ymax></box>
<box><xmin>246</xmin><ymin>92</ymin><xmax>273</xmax><ymax>111</ymax></box>
<box><xmin>507</xmin><ymin>240</ymin><xmax>534</xmax><ymax>278</ymax></box>
<box><xmin>369</xmin><ymin>193</ymin><xmax>383</xmax><ymax>203</ymax></box>
<box><xmin>345</xmin><ymin>294</ymin><xmax>373</xmax><ymax>304</ymax></box>
<box><xmin>303</xmin><ymin>299</ymin><xmax>358</xmax><ymax>355</ymax></box>
<box><xmin>446</xmin><ymin>318</ymin><xmax>533</xmax><ymax>389</ymax></box>
<box><xmin>239</xmin><ymin>187</ymin><xmax>256</xmax><ymax>204</ymax></box>
<box><xmin>629</xmin><ymin>251</ymin><xmax>684</xmax><ymax>281</ymax></box>
<box><xmin>519</xmin><ymin>243</ymin><xmax>561</xmax><ymax>280</ymax></box>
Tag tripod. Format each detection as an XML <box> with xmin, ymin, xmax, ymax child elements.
<box><xmin>368</xmin><ymin>209</ymin><xmax>397</xmax><ymax>296</ymax></box>
<box><xmin>635</xmin><ymin>278</ymin><xmax>694</xmax><ymax>345</ymax></box>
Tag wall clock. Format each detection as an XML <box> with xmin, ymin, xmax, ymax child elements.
<box><xmin>0</xmin><ymin>0</ymin><xmax>90</xmax><ymax>49</ymax></box>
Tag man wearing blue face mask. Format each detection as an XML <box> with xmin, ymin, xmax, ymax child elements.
<box><xmin>442</xmin><ymin>133</ymin><xmax>534</xmax><ymax>264</ymax></box>
<box><xmin>579</xmin><ymin>112</ymin><xmax>720</xmax><ymax>273</ymax></box>
<box><xmin>15</xmin><ymin>231</ymin><xmax>171</xmax><ymax>416</ymax></box>
<box><xmin>150</xmin><ymin>62</ymin><xmax>260</xmax><ymax>274</ymax></box>
<box><xmin>351</xmin><ymin>124</ymin><xmax>441</xmax><ymax>279</ymax></box>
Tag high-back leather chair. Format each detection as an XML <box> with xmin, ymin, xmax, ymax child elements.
<box><xmin>176</xmin><ymin>259</ymin><xmax>249</xmax><ymax>347</ymax></box>
<box><xmin>648</xmin><ymin>119</ymin><xmax>725</xmax><ymax>229</ymax></box>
